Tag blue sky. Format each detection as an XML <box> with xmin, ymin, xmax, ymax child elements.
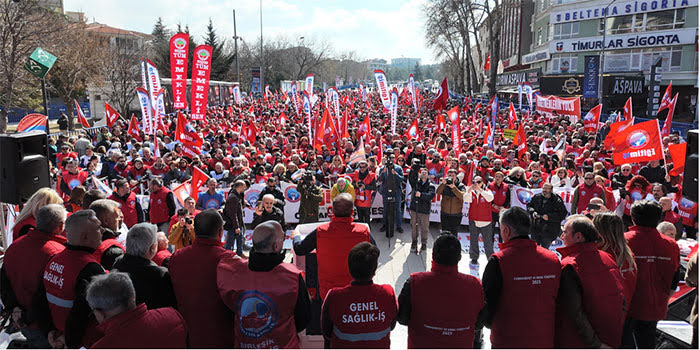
<box><xmin>64</xmin><ymin>0</ymin><xmax>435</xmax><ymax>64</ymax></box>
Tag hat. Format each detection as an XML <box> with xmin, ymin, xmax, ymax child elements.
<box><xmin>480</xmin><ymin>156</ymin><xmax>489</xmax><ymax>162</ymax></box>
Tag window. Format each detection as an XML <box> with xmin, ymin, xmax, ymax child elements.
<box><xmin>537</xmin><ymin>27</ymin><xmax>543</xmax><ymax>45</ymax></box>
<box><xmin>603</xmin><ymin>46</ymin><xmax>683</xmax><ymax>72</ymax></box>
<box><xmin>600</xmin><ymin>9</ymin><xmax>686</xmax><ymax>34</ymax></box>
<box><xmin>553</xmin><ymin>22</ymin><xmax>579</xmax><ymax>40</ymax></box>
<box><xmin>552</xmin><ymin>54</ymin><xmax>578</xmax><ymax>73</ymax></box>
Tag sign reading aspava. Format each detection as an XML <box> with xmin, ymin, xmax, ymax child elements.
<box><xmin>550</xmin><ymin>28</ymin><xmax>696</xmax><ymax>53</ymax></box>
<box><xmin>551</xmin><ymin>0</ymin><xmax>696</xmax><ymax>24</ymax></box>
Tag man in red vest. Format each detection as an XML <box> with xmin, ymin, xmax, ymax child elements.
<box><xmin>571</xmin><ymin>172</ymin><xmax>606</xmax><ymax>214</ymax></box>
<box><xmin>322</xmin><ymin>242</ymin><xmax>397</xmax><ymax>348</ymax></box>
<box><xmin>466</xmin><ymin>176</ymin><xmax>494</xmax><ymax>265</ymax></box>
<box><xmin>169</xmin><ymin>209</ymin><xmax>237</xmax><ymax>348</ymax></box>
<box><xmin>148</xmin><ymin>177</ymin><xmax>176</xmax><ymax>233</ymax></box>
<box><xmin>480</xmin><ymin>207</ymin><xmax>561</xmax><ymax>348</ymax></box>
<box><xmin>89</xmin><ymin>199</ymin><xmax>125</xmax><ymax>270</ymax></box>
<box><xmin>555</xmin><ymin>215</ymin><xmax>626</xmax><ymax>348</ymax></box>
<box><xmin>108</xmin><ymin>179</ymin><xmax>143</xmax><ymax>228</ymax></box>
<box><xmin>352</xmin><ymin>160</ymin><xmax>377</xmax><ymax>224</ymax></box>
<box><xmin>622</xmin><ymin>200</ymin><xmax>680</xmax><ymax>348</ymax></box>
<box><xmin>488</xmin><ymin>171</ymin><xmax>510</xmax><ymax>241</ymax></box>
<box><xmin>40</xmin><ymin>210</ymin><xmax>106</xmax><ymax>349</ymax></box>
<box><xmin>86</xmin><ymin>272</ymin><xmax>187</xmax><ymax>348</ymax></box>
<box><xmin>218</xmin><ymin>220</ymin><xmax>311</xmax><ymax>348</ymax></box>
<box><xmin>398</xmin><ymin>234</ymin><xmax>484</xmax><ymax>348</ymax></box>
<box><xmin>292</xmin><ymin>193</ymin><xmax>374</xmax><ymax>300</ymax></box>
<box><xmin>1</xmin><ymin>204</ymin><xmax>67</xmax><ymax>348</ymax></box>
<box><xmin>151</xmin><ymin>232</ymin><xmax>172</xmax><ymax>267</ymax></box>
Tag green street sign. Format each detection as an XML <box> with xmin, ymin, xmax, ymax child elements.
<box><xmin>24</xmin><ymin>47</ymin><xmax>57</xmax><ymax>79</ymax></box>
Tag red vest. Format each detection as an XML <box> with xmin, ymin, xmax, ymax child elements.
<box><xmin>12</xmin><ymin>216</ymin><xmax>36</xmax><ymax>243</ymax></box>
<box><xmin>43</xmin><ymin>248</ymin><xmax>101</xmax><ymax>332</ymax></box>
<box><xmin>93</xmin><ymin>238</ymin><xmax>125</xmax><ymax>266</ymax></box>
<box><xmin>555</xmin><ymin>243</ymin><xmax>626</xmax><ymax>348</ymax></box>
<box><xmin>316</xmin><ymin>217</ymin><xmax>371</xmax><ymax>299</ymax></box>
<box><xmin>109</xmin><ymin>192</ymin><xmax>139</xmax><ymax>228</ymax></box>
<box><xmin>152</xmin><ymin>249</ymin><xmax>172</xmax><ymax>266</ymax></box>
<box><xmin>324</xmin><ymin>282</ymin><xmax>397</xmax><ymax>348</ymax></box>
<box><xmin>624</xmin><ymin>226</ymin><xmax>680</xmax><ymax>321</ymax></box>
<box><xmin>624</xmin><ymin>190</ymin><xmax>647</xmax><ymax>216</ymax></box>
<box><xmin>678</xmin><ymin>198</ymin><xmax>698</xmax><ymax>226</ymax></box>
<box><xmin>127</xmin><ymin>165</ymin><xmax>148</xmax><ymax>180</ymax></box>
<box><xmin>92</xmin><ymin>304</ymin><xmax>187</xmax><ymax>349</ymax></box>
<box><xmin>491</xmin><ymin>238</ymin><xmax>561</xmax><ymax>348</ymax></box>
<box><xmin>468</xmin><ymin>193</ymin><xmax>492</xmax><ymax>222</ymax></box>
<box><xmin>4</xmin><ymin>229</ymin><xmax>66</xmax><ymax>311</ymax></box>
<box><xmin>149</xmin><ymin>186</ymin><xmax>172</xmax><ymax>224</ymax></box>
<box><xmin>664</xmin><ymin>210</ymin><xmax>681</xmax><ymax>225</ymax></box>
<box><xmin>575</xmin><ymin>183</ymin><xmax>604</xmax><ymax>214</ymax></box>
<box><xmin>353</xmin><ymin>171</ymin><xmax>376</xmax><ymax>208</ymax></box>
<box><xmin>113</xmin><ymin>164</ymin><xmax>129</xmax><ymax>178</ymax></box>
<box><xmin>604</xmin><ymin>188</ymin><xmax>616</xmax><ymax>211</ymax></box>
<box><xmin>217</xmin><ymin>257</ymin><xmax>301</xmax><ymax>349</ymax></box>
<box><xmin>149</xmin><ymin>165</ymin><xmax>168</xmax><ymax>177</ymax></box>
<box><xmin>408</xmin><ymin>263</ymin><xmax>483</xmax><ymax>349</ymax></box>
<box><xmin>488</xmin><ymin>182</ymin><xmax>509</xmax><ymax>213</ymax></box>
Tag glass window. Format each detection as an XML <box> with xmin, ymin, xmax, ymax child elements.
<box><xmin>646</xmin><ymin>10</ymin><xmax>675</xmax><ymax>31</ymax></box>
<box><xmin>537</xmin><ymin>27</ymin><xmax>543</xmax><ymax>45</ymax></box>
<box><xmin>572</xmin><ymin>22</ymin><xmax>579</xmax><ymax>35</ymax></box>
<box><xmin>674</xmin><ymin>9</ymin><xmax>686</xmax><ymax>28</ymax></box>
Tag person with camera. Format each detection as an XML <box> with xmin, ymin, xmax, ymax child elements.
<box><xmin>436</xmin><ymin>168</ymin><xmax>466</xmax><ymax>235</ymax></box>
<box><xmin>252</xmin><ymin>194</ymin><xmax>286</xmax><ymax>229</ymax></box>
<box><xmin>378</xmin><ymin>152</ymin><xmax>405</xmax><ymax>235</ymax></box>
<box><xmin>465</xmin><ymin>176</ymin><xmax>494</xmax><ymax>264</ymax></box>
<box><xmin>168</xmin><ymin>209</ymin><xmax>195</xmax><ymax>251</ymax></box>
<box><xmin>352</xmin><ymin>160</ymin><xmax>377</xmax><ymax>224</ymax></box>
<box><xmin>526</xmin><ymin>183</ymin><xmax>568</xmax><ymax>249</ymax></box>
<box><xmin>298</xmin><ymin>171</ymin><xmax>324</xmax><ymax>224</ymax></box>
<box><xmin>408</xmin><ymin>167</ymin><xmax>435</xmax><ymax>253</ymax></box>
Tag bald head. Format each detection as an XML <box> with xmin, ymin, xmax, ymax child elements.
<box><xmin>252</xmin><ymin>220</ymin><xmax>284</xmax><ymax>253</ymax></box>
<box><xmin>333</xmin><ymin>193</ymin><xmax>354</xmax><ymax>217</ymax></box>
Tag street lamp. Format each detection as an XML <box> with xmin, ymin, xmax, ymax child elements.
<box><xmin>259</xmin><ymin>0</ymin><xmax>264</xmax><ymax>95</ymax></box>
<box><xmin>598</xmin><ymin>0</ymin><xmax>616</xmax><ymax>114</ymax></box>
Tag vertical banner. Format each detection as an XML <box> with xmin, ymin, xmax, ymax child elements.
<box><xmin>291</xmin><ymin>80</ymin><xmax>300</xmax><ymax>116</ymax></box>
<box><xmin>448</xmin><ymin>106</ymin><xmax>460</xmax><ymax>149</ymax></box>
<box><xmin>409</xmin><ymin>74</ymin><xmax>418</xmax><ymax>111</ymax></box>
<box><xmin>390</xmin><ymin>88</ymin><xmax>398</xmax><ymax>134</ymax></box>
<box><xmin>305</xmin><ymin>74</ymin><xmax>314</xmax><ymax>95</ymax></box>
<box><xmin>330</xmin><ymin>87</ymin><xmax>340</xmax><ymax>130</ymax></box>
<box><xmin>251</xmin><ymin>66</ymin><xmax>261</xmax><ymax>93</ymax></box>
<box><xmin>189</xmin><ymin>45</ymin><xmax>213</xmax><ymax>120</ymax></box>
<box><xmin>647</xmin><ymin>57</ymin><xmax>663</xmax><ymax>118</ymax></box>
<box><xmin>302</xmin><ymin>91</ymin><xmax>313</xmax><ymax>142</ymax></box>
<box><xmin>583</xmin><ymin>55</ymin><xmax>600</xmax><ymax>99</ymax></box>
<box><xmin>136</xmin><ymin>87</ymin><xmax>153</xmax><ymax>134</ymax></box>
<box><xmin>153</xmin><ymin>88</ymin><xmax>166</xmax><ymax>131</ymax></box>
<box><xmin>373</xmin><ymin>70</ymin><xmax>391</xmax><ymax>111</ymax></box>
<box><xmin>169</xmin><ymin>33</ymin><xmax>189</xmax><ymax>110</ymax></box>
<box><xmin>517</xmin><ymin>83</ymin><xmax>523</xmax><ymax>111</ymax></box>
<box><xmin>232</xmin><ymin>84</ymin><xmax>241</xmax><ymax>105</ymax></box>
<box><xmin>523</xmin><ymin>83</ymin><xmax>534</xmax><ymax>110</ymax></box>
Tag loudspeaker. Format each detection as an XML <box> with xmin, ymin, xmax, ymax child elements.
<box><xmin>0</xmin><ymin>131</ymin><xmax>50</xmax><ymax>204</ymax></box>
<box><xmin>682</xmin><ymin>130</ymin><xmax>698</xmax><ymax>203</ymax></box>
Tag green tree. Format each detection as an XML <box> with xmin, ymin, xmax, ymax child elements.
<box><xmin>413</xmin><ymin>62</ymin><xmax>423</xmax><ymax>81</ymax></box>
<box><xmin>176</xmin><ymin>24</ymin><xmax>198</xmax><ymax>80</ymax></box>
<box><xmin>150</xmin><ymin>17</ymin><xmax>171</xmax><ymax>78</ymax></box>
<box><xmin>203</xmin><ymin>18</ymin><xmax>234</xmax><ymax>81</ymax></box>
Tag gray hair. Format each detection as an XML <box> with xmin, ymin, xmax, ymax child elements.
<box><xmin>656</xmin><ymin>221</ymin><xmax>677</xmax><ymax>236</ymax></box>
<box><xmin>126</xmin><ymin>223</ymin><xmax>157</xmax><ymax>257</ymax></box>
<box><xmin>262</xmin><ymin>194</ymin><xmax>276</xmax><ymax>202</ymax></box>
<box><xmin>90</xmin><ymin>199</ymin><xmax>120</xmax><ymax>221</ymax></box>
<box><xmin>64</xmin><ymin>209</ymin><xmax>97</xmax><ymax>237</ymax></box>
<box><xmin>35</xmin><ymin>204</ymin><xmax>67</xmax><ymax>233</ymax></box>
<box><xmin>86</xmin><ymin>272</ymin><xmax>135</xmax><ymax>312</ymax></box>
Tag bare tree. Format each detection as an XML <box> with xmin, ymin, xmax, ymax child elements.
<box><xmin>424</xmin><ymin>0</ymin><xmax>466</xmax><ymax>93</ymax></box>
<box><xmin>100</xmin><ymin>37</ymin><xmax>141</xmax><ymax>117</ymax></box>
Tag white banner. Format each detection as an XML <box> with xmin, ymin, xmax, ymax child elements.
<box><xmin>374</xmin><ymin>70</ymin><xmax>391</xmax><ymax>111</ymax></box>
<box><xmin>510</xmin><ymin>185</ymin><xmax>575</xmax><ymax>220</ymax></box>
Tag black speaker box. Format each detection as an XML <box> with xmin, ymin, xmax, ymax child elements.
<box><xmin>682</xmin><ymin>130</ymin><xmax>698</xmax><ymax>203</ymax></box>
<box><xmin>0</xmin><ymin>131</ymin><xmax>50</xmax><ymax>204</ymax></box>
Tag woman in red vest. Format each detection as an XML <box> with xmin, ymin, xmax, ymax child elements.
<box><xmin>594</xmin><ymin>213</ymin><xmax>638</xmax><ymax>308</ymax></box>
<box><xmin>13</xmin><ymin>188</ymin><xmax>64</xmax><ymax>241</ymax></box>
<box><xmin>322</xmin><ymin>242</ymin><xmax>398</xmax><ymax>348</ymax></box>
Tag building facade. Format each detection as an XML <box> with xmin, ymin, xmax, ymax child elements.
<box><xmin>390</xmin><ymin>57</ymin><xmax>421</xmax><ymax>71</ymax></box>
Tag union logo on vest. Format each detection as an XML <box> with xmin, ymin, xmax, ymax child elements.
<box><xmin>236</xmin><ymin>291</ymin><xmax>279</xmax><ymax>339</ymax></box>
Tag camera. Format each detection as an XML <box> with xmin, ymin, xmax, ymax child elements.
<box><xmin>185</xmin><ymin>217</ymin><xmax>193</xmax><ymax>225</ymax></box>
<box><xmin>445</xmin><ymin>178</ymin><xmax>453</xmax><ymax>185</ymax></box>
<box><xmin>301</xmin><ymin>171</ymin><xmax>314</xmax><ymax>184</ymax></box>
<box><xmin>385</xmin><ymin>158</ymin><xmax>393</xmax><ymax>167</ymax></box>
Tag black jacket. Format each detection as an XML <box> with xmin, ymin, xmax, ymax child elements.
<box><xmin>526</xmin><ymin>193</ymin><xmax>568</xmax><ymax>233</ymax></box>
<box><xmin>112</xmin><ymin>254</ymin><xmax>177</xmax><ymax>309</ymax></box>
<box><xmin>252</xmin><ymin>206</ymin><xmax>286</xmax><ymax>230</ymax></box>
<box><xmin>258</xmin><ymin>186</ymin><xmax>286</xmax><ymax>210</ymax></box>
<box><xmin>504</xmin><ymin>175</ymin><xmax>527</xmax><ymax>187</ymax></box>
<box><xmin>223</xmin><ymin>190</ymin><xmax>245</xmax><ymax>231</ymax></box>
<box><xmin>611</xmin><ymin>172</ymin><xmax>633</xmax><ymax>191</ymax></box>
<box><xmin>639</xmin><ymin>165</ymin><xmax>666</xmax><ymax>185</ymax></box>
<box><xmin>409</xmin><ymin>179</ymin><xmax>435</xmax><ymax>214</ymax></box>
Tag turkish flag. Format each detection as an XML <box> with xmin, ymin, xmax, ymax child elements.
<box><xmin>246</xmin><ymin>120</ymin><xmax>257</xmax><ymax>144</ymax></box>
<box><xmin>447</xmin><ymin>105</ymin><xmax>459</xmax><ymax>123</ymax></box>
<box><xmin>612</xmin><ymin>119</ymin><xmax>663</xmax><ymax>165</ymax></box>
<box><xmin>358</xmin><ymin>114</ymin><xmax>371</xmax><ymax>139</ymax></box>
<box><xmin>432</xmin><ymin>77</ymin><xmax>448</xmax><ymax>111</ymax></box>
<box><xmin>622</xmin><ymin>97</ymin><xmax>633</xmax><ymax>121</ymax></box>
<box><xmin>661</xmin><ymin>93</ymin><xmax>679</xmax><ymax>137</ymax></box>
<box><xmin>507</xmin><ymin>102</ymin><xmax>517</xmax><ymax>129</ymax></box>
<box><xmin>436</xmin><ymin>113</ymin><xmax>446</xmax><ymax>132</ymax></box>
<box><xmin>74</xmin><ymin>99</ymin><xmax>90</xmax><ymax>128</ymax></box>
<box><xmin>127</xmin><ymin>114</ymin><xmax>141</xmax><ymax>141</ymax></box>
<box><xmin>583</xmin><ymin>104</ymin><xmax>602</xmax><ymax>132</ymax></box>
<box><xmin>605</xmin><ymin>117</ymin><xmax>635</xmax><ymax>149</ymax></box>
<box><xmin>104</xmin><ymin>102</ymin><xmax>121</xmax><ymax>128</ymax></box>
<box><xmin>405</xmin><ymin>118</ymin><xmax>420</xmax><ymax>140</ymax></box>
<box><xmin>668</xmin><ymin>142</ymin><xmax>686</xmax><ymax>176</ymax></box>
<box><xmin>190</xmin><ymin>167</ymin><xmax>210</xmax><ymax>201</ymax></box>
<box><xmin>657</xmin><ymin>82</ymin><xmax>673</xmax><ymax>113</ymax></box>
<box><xmin>483</xmin><ymin>54</ymin><xmax>491</xmax><ymax>72</ymax></box>
<box><xmin>514</xmin><ymin>124</ymin><xmax>527</xmax><ymax>158</ymax></box>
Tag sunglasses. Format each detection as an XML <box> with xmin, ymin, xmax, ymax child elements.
<box><xmin>585</xmin><ymin>177</ymin><xmax>594</xmax><ymax>180</ymax></box>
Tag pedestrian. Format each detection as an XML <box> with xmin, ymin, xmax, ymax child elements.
<box><xmin>527</xmin><ymin>182</ymin><xmax>568</xmax><ymax>248</ymax></box>
<box><xmin>465</xmin><ymin>176</ymin><xmax>494</xmax><ymax>264</ymax></box>
<box><xmin>436</xmin><ymin>168</ymin><xmax>466</xmax><ymax>235</ymax></box>
<box><xmin>408</xmin><ymin>167</ymin><xmax>435</xmax><ymax>253</ymax></box>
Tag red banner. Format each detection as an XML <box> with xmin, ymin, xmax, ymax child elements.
<box><xmin>190</xmin><ymin>45</ymin><xmax>213</xmax><ymax>120</ymax></box>
<box><xmin>583</xmin><ymin>104</ymin><xmax>602</xmax><ymax>132</ymax></box>
<box><xmin>535</xmin><ymin>95</ymin><xmax>581</xmax><ymax>123</ymax></box>
<box><xmin>612</xmin><ymin>119</ymin><xmax>663</xmax><ymax>165</ymax></box>
<box><xmin>169</xmin><ymin>33</ymin><xmax>189</xmax><ymax>110</ymax></box>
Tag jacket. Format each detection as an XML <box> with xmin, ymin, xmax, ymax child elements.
<box><xmin>436</xmin><ymin>182</ymin><xmax>466</xmax><ymax>215</ymax></box>
<box><xmin>258</xmin><ymin>185</ymin><xmax>286</xmax><ymax>210</ymax></box>
<box><xmin>223</xmin><ymin>190</ymin><xmax>245</xmax><ymax>231</ymax></box>
<box><xmin>378</xmin><ymin>164</ymin><xmax>404</xmax><ymax>198</ymax></box>
<box><xmin>111</xmin><ymin>254</ymin><xmax>177</xmax><ymax>309</ymax></box>
<box><xmin>571</xmin><ymin>183</ymin><xmax>605</xmax><ymax>214</ymax></box>
<box><xmin>408</xmin><ymin>179</ymin><xmax>435</xmax><ymax>214</ymax></box>
<box><xmin>252</xmin><ymin>206</ymin><xmax>286</xmax><ymax>229</ymax></box>
<box><xmin>298</xmin><ymin>182</ymin><xmax>323</xmax><ymax>222</ymax></box>
<box><xmin>91</xmin><ymin>304</ymin><xmax>187</xmax><ymax>349</ymax></box>
<box><xmin>527</xmin><ymin>193</ymin><xmax>568</xmax><ymax>233</ymax></box>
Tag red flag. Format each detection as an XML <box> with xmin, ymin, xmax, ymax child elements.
<box><xmin>668</xmin><ymin>142</ymin><xmax>686</xmax><ymax>176</ymax></box>
<box><xmin>127</xmin><ymin>114</ymin><xmax>141</xmax><ymax>141</ymax></box>
<box><xmin>74</xmin><ymin>100</ymin><xmax>90</xmax><ymax>128</ymax></box>
<box><xmin>611</xmin><ymin>119</ymin><xmax>663</xmax><ymax>165</ymax></box>
<box><xmin>447</xmin><ymin>105</ymin><xmax>459</xmax><ymax>123</ymax></box>
<box><xmin>605</xmin><ymin>117</ymin><xmax>635</xmax><ymax>149</ymax></box>
<box><xmin>436</xmin><ymin>113</ymin><xmax>446</xmax><ymax>132</ymax></box>
<box><xmin>175</xmin><ymin>112</ymin><xmax>203</xmax><ymax>158</ymax></box>
<box><xmin>190</xmin><ymin>167</ymin><xmax>210</xmax><ymax>201</ymax></box>
<box><xmin>474</xmin><ymin>102</ymin><xmax>482</xmax><ymax>113</ymax></box>
<box><xmin>405</xmin><ymin>119</ymin><xmax>420</xmax><ymax>140</ymax></box>
<box><xmin>514</xmin><ymin>124</ymin><xmax>527</xmax><ymax>158</ymax></box>
<box><xmin>314</xmin><ymin>111</ymin><xmax>327</xmax><ymax>151</ymax></box>
<box><xmin>483</xmin><ymin>54</ymin><xmax>491</xmax><ymax>72</ymax></box>
<box><xmin>319</xmin><ymin>109</ymin><xmax>340</xmax><ymax>148</ymax></box>
<box><xmin>246</xmin><ymin>120</ymin><xmax>257</xmax><ymax>144</ymax></box>
<box><xmin>358</xmin><ymin>114</ymin><xmax>371</xmax><ymax>138</ymax></box>
<box><xmin>104</xmin><ymin>102</ymin><xmax>120</xmax><ymax>128</ymax></box>
<box><xmin>507</xmin><ymin>102</ymin><xmax>517</xmax><ymax>129</ymax></box>
<box><xmin>451</xmin><ymin>118</ymin><xmax>461</xmax><ymax>150</ymax></box>
<box><xmin>622</xmin><ymin>97</ymin><xmax>632</xmax><ymax>121</ymax></box>
<box><xmin>657</xmin><ymin>82</ymin><xmax>673</xmax><ymax>113</ymax></box>
<box><xmin>661</xmin><ymin>93</ymin><xmax>679</xmax><ymax>138</ymax></box>
<box><xmin>432</xmin><ymin>77</ymin><xmax>448</xmax><ymax>111</ymax></box>
<box><xmin>279</xmin><ymin>112</ymin><xmax>289</xmax><ymax>127</ymax></box>
<box><xmin>341</xmin><ymin>109</ymin><xmax>350</xmax><ymax>138</ymax></box>
<box><xmin>483</xmin><ymin>122</ymin><xmax>491</xmax><ymax>146</ymax></box>
<box><xmin>583</xmin><ymin>104</ymin><xmax>602</xmax><ymax>132</ymax></box>
<box><xmin>172</xmin><ymin>181</ymin><xmax>192</xmax><ymax>207</ymax></box>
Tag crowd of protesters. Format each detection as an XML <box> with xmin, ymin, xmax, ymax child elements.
<box><xmin>1</xmin><ymin>86</ymin><xmax>697</xmax><ymax>348</ymax></box>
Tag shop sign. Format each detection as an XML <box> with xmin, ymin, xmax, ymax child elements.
<box><xmin>550</xmin><ymin>28</ymin><xmax>697</xmax><ymax>53</ymax></box>
<box><xmin>551</xmin><ymin>0</ymin><xmax>697</xmax><ymax>24</ymax></box>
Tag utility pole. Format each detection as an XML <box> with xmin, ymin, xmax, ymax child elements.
<box><xmin>233</xmin><ymin>9</ymin><xmax>240</xmax><ymax>83</ymax></box>
<box><xmin>259</xmin><ymin>0</ymin><xmax>264</xmax><ymax>94</ymax></box>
